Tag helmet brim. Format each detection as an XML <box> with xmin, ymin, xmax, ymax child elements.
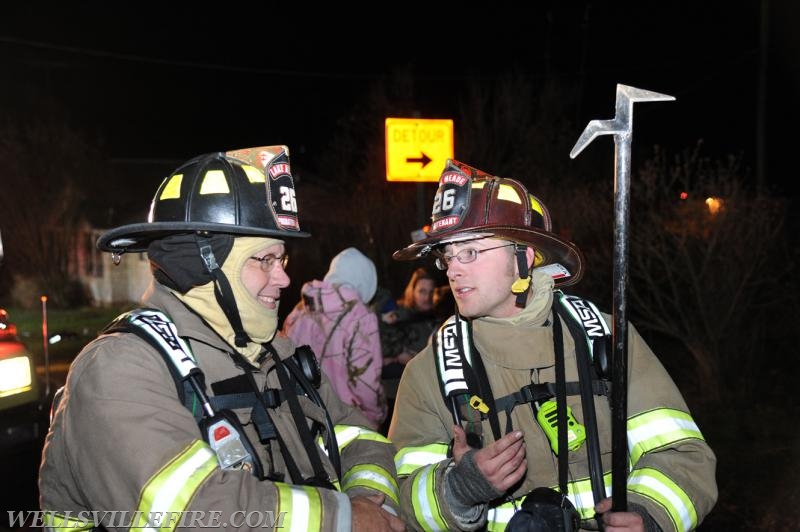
<box><xmin>392</xmin><ymin>225</ymin><xmax>584</xmax><ymax>287</ymax></box>
<box><xmin>97</xmin><ymin>221</ymin><xmax>310</xmax><ymax>254</ymax></box>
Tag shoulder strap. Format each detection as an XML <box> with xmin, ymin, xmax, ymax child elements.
<box><xmin>103</xmin><ymin>308</ymin><xmax>204</xmax><ymax>418</ymax></box>
<box><xmin>553</xmin><ymin>291</ymin><xmax>609</xmax><ymax>506</ymax></box>
<box><xmin>555</xmin><ymin>291</ymin><xmax>612</xmax><ymax>379</ymax></box>
<box><xmin>433</xmin><ymin>297</ymin><xmax>613</xmax><ymax>442</ymax></box>
<box><xmin>433</xmin><ymin>313</ymin><xmax>502</xmax><ymax>442</ymax></box>
<box><xmin>433</xmin><ymin>315</ymin><xmax>472</xmax><ymax>402</ymax></box>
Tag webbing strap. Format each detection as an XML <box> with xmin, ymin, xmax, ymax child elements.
<box><xmin>494</xmin><ymin>380</ymin><xmax>608</xmax><ymax>414</ymax></box>
<box><xmin>466</xmin><ymin>325</ymin><xmax>503</xmax><ymax>442</ymax></box>
<box><xmin>208</xmin><ymin>391</ymin><xmax>283</xmax><ymax>442</ymax></box>
<box><xmin>433</xmin><ymin>295</ymin><xmax>611</xmax><ymax>449</ymax></box>
<box><xmin>103</xmin><ymin>310</ymin><xmax>203</xmax><ymax>418</ymax></box>
<box><xmin>553</xmin><ymin>308</ymin><xmax>570</xmax><ymax>496</ymax></box>
<box><xmin>554</xmin><ymin>294</ymin><xmax>607</xmax><ymax>511</ymax></box>
<box><xmin>273</xmin><ymin>352</ymin><xmax>334</xmax><ymax>487</ymax></box>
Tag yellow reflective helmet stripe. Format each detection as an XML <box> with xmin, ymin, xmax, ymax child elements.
<box><xmin>133</xmin><ymin>440</ymin><xmax>217</xmax><ymax>531</ymax></box>
<box><xmin>628</xmin><ymin>408</ymin><xmax>705</xmax><ymax>465</ymax></box>
<box><xmin>158</xmin><ymin>174</ymin><xmax>183</xmax><ymax>200</ymax></box>
<box><xmin>275</xmin><ymin>483</ymin><xmax>323</xmax><ymax>532</ymax></box>
<box><xmin>42</xmin><ymin>512</ymin><xmax>95</xmax><ymax>531</ymax></box>
<box><xmin>341</xmin><ymin>464</ymin><xmax>399</xmax><ymax>506</ymax></box>
<box><xmin>395</xmin><ymin>443</ymin><xmax>449</xmax><ymax>476</ymax></box>
<box><xmin>242</xmin><ymin>164</ymin><xmax>265</xmax><ymax>183</ymax></box>
<box><xmin>410</xmin><ymin>463</ymin><xmax>448</xmax><ymax>531</ymax></box>
<box><xmin>629</xmin><ymin>467</ymin><xmax>697</xmax><ymax>532</ymax></box>
<box><xmin>198</xmin><ymin>170</ymin><xmax>230</xmax><ymax>195</ymax></box>
<box><xmin>496</xmin><ymin>183</ymin><xmax>523</xmax><ymax>204</ymax></box>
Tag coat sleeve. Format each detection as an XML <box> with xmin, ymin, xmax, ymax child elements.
<box><xmin>625</xmin><ymin>323</ymin><xmax>718</xmax><ymax>531</ymax></box>
<box><xmin>388</xmin><ymin>348</ymin><xmax>485</xmax><ymax>531</ymax></box>
<box><xmin>40</xmin><ymin>333</ymin><xmax>352</xmax><ymax>531</ymax></box>
<box><xmin>313</xmin><ymin>367</ymin><xmax>400</xmax><ymax>515</ymax></box>
<box><xmin>271</xmin><ymin>330</ymin><xmax>400</xmax><ymax>515</ymax></box>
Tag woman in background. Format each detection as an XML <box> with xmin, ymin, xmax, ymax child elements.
<box><xmin>379</xmin><ymin>267</ymin><xmax>440</xmax><ymax>433</ymax></box>
<box><xmin>284</xmin><ymin>247</ymin><xmax>386</xmax><ymax>430</ymax></box>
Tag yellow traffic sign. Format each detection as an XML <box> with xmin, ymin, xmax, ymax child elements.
<box><xmin>385</xmin><ymin>118</ymin><xmax>454</xmax><ymax>182</ymax></box>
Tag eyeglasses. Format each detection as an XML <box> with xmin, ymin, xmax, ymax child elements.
<box><xmin>249</xmin><ymin>253</ymin><xmax>289</xmax><ymax>272</ymax></box>
<box><xmin>434</xmin><ymin>243</ymin><xmax>515</xmax><ymax>271</ymax></box>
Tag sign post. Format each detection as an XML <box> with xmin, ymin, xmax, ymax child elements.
<box><xmin>385</xmin><ymin>118</ymin><xmax>454</xmax><ymax>182</ymax></box>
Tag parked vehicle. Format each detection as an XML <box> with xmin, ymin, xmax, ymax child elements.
<box><xmin>0</xmin><ymin>232</ymin><xmax>50</xmax><ymax>451</ymax></box>
<box><xmin>0</xmin><ymin>315</ymin><xmax>48</xmax><ymax>450</ymax></box>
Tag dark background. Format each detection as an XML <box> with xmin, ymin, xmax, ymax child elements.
<box><xmin>2</xmin><ymin>2</ymin><xmax>799</xmax><ymax>530</ymax></box>
<box><xmin>1</xmin><ymin>2</ymin><xmax>798</xmax><ymax>199</ymax></box>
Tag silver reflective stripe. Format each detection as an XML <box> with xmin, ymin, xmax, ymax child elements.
<box><xmin>136</xmin><ymin>441</ymin><xmax>218</xmax><ymax>531</ymax></box>
<box><xmin>412</xmin><ymin>466</ymin><xmax>447</xmax><ymax>531</ymax></box>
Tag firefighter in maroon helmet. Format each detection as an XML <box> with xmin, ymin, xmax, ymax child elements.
<box><xmin>389</xmin><ymin>160</ymin><xmax>717</xmax><ymax>531</ymax></box>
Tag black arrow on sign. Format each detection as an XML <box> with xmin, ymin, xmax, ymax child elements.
<box><xmin>406</xmin><ymin>152</ymin><xmax>432</xmax><ymax>168</ymax></box>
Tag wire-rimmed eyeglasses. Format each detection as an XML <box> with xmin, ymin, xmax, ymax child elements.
<box><xmin>434</xmin><ymin>243</ymin><xmax>515</xmax><ymax>271</ymax></box>
<box><xmin>249</xmin><ymin>253</ymin><xmax>289</xmax><ymax>272</ymax></box>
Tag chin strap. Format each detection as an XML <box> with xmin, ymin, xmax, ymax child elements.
<box><xmin>195</xmin><ymin>234</ymin><xmax>252</xmax><ymax>347</ymax></box>
<box><xmin>511</xmin><ymin>244</ymin><xmax>531</xmax><ymax>308</ymax></box>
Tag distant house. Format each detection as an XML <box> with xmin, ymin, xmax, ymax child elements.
<box><xmin>76</xmin><ymin>227</ymin><xmax>151</xmax><ymax>306</ymax></box>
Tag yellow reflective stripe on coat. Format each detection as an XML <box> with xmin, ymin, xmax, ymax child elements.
<box><xmin>133</xmin><ymin>440</ymin><xmax>217</xmax><ymax>531</ymax></box>
<box><xmin>483</xmin><ymin>476</ymin><xmax>613</xmax><ymax>526</ymax></box>
<box><xmin>410</xmin><ymin>463</ymin><xmax>448</xmax><ymax>531</ymax></box>
<box><xmin>487</xmin><ymin>499</ymin><xmax>521</xmax><ymax>531</ymax></box>
<box><xmin>342</xmin><ymin>463</ymin><xmax>400</xmax><ymax>505</ymax></box>
<box><xmin>42</xmin><ymin>512</ymin><xmax>95</xmax><ymax>531</ymax></box>
<box><xmin>628</xmin><ymin>408</ymin><xmax>705</xmax><ymax>465</ymax></box>
<box><xmin>629</xmin><ymin>467</ymin><xmax>697</xmax><ymax>532</ymax></box>
<box><xmin>275</xmin><ymin>483</ymin><xmax>323</xmax><ymax>532</ymax></box>
<box><xmin>395</xmin><ymin>443</ymin><xmax>449</xmax><ymax>476</ymax></box>
<box><xmin>563</xmin><ymin>473</ymin><xmax>612</xmax><ymax>519</ymax></box>
<box><xmin>317</xmin><ymin>424</ymin><xmax>391</xmax><ymax>454</ymax></box>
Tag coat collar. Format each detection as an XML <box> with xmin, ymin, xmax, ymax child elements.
<box><xmin>143</xmin><ymin>281</ymin><xmax>233</xmax><ymax>354</ymax></box>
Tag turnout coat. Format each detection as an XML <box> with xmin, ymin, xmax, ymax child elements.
<box><xmin>40</xmin><ymin>282</ymin><xmax>399</xmax><ymax>531</ymax></box>
<box><xmin>389</xmin><ymin>286</ymin><xmax>717</xmax><ymax>532</ymax></box>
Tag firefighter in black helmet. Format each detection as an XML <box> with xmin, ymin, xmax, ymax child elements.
<box><xmin>40</xmin><ymin>146</ymin><xmax>405</xmax><ymax>531</ymax></box>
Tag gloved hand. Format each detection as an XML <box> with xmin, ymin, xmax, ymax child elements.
<box><xmin>446</xmin><ymin>426</ymin><xmax>526</xmax><ymax>506</ymax></box>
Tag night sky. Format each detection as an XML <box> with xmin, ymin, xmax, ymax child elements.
<box><xmin>1</xmin><ymin>2</ymin><xmax>798</xmax><ymax>203</ymax></box>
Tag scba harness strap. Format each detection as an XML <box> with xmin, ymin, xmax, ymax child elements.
<box><xmin>432</xmin><ymin>290</ymin><xmax>612</xmax><ymax>447</ymax></box>
<box><xmin>102</xmin><ymin>308</ymin><xmax>340</xmax><ymax>487</ymax></box>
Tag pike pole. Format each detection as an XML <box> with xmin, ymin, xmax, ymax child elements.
<box><xmin>570</xmin><ymin>84</ymin><xmax>674</xmax><ymax>512</ymax></box>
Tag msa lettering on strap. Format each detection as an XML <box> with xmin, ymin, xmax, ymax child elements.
<box><xmin>435</xmin><ymin>316</ymin><xmax>472</xmax><ymax>397</ymax></box>
<box><xmin>124</xmin><ymin>309</ymin><xmax>200</xmax><ymax>378</ymax></box>
<box><xmin>560</xmin><ymin>294</ymin><xmax>610</xmax><ymax>339</ymax></box>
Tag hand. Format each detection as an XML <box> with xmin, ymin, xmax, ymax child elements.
<box><xmin>452</xmin><ymin>425</ymin><xmax>527</xmax><ymax>493</ymax></box>
<box><xmin>595</xmin><ymin>497</ymin><xmax>644</xmax><ymax>532</ymax></box>
<box><xmin>396</xmin><ymin>352</ymin><xmax>414</xmax><ymax>365</ymax></box>
<box><xmin>351</xmin><ymin>493</ymin><xmax>406</xmax><ymax>532</ymax></box>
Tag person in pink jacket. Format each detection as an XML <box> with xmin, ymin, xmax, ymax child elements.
<box><xmin>284</xmin><ymin>247</ymin><xmax>387</xmax><ymax>429</ymax></box>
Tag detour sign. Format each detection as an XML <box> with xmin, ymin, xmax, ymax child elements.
<box><xmin>385</xmin><ymin>118</ymin><xmax>454</xmax><ymax>182</ymax></box>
